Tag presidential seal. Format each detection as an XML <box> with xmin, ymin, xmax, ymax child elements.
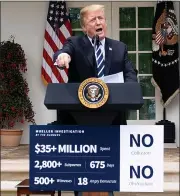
<box><xmin>78</xmin><ymin>78</ymin><xmax>109</xmax><ymax>109</ymax></box>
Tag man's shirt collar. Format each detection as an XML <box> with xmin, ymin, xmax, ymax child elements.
<box><xmin>88</xmin><ymin>35</ymin><xmax>105</xmax><ymax>48</ymax></box>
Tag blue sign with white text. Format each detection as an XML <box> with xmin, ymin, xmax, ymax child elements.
<box><xmin>30</xmin><ymin>125</ymin><xmax>120</xmax><ymax>191</ymax></box>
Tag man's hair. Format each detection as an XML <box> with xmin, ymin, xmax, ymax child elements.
<box><xmin>80</xmin><ymin>4</ymin><xmax>105</xmax><ymax>27</ymax></box>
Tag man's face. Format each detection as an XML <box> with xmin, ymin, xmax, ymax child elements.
<box><xmin>82</xmin><ymin>9</ymin><xmax>107</xmax><ymax>40</ymax></box>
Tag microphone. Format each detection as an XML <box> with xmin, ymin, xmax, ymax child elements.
<box><xmin>92</xmin><ymin>34</ymin><xmax>100</xmax><ymax>76</ymax></box>
<box><xmin>92</xmin><ymin>34</ymin><xmax>99</xmax><ymax>48</ymax></box>
<box><xmin>92</xmin><ymin>34</ymin><xmax>100</xmax><ymax>57</ymax></box>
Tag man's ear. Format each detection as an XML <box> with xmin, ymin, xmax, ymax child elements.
<box><xmin>105</xmin><ymin>18</ymin><xmax>107</xmax><ymax>27</ymax></box>
<box><xmin>82</xmin><ymin>25</ymin><xmax>86</xmax><ymax>34</ymax></box>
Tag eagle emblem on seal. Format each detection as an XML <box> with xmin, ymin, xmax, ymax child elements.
<box><xmin>86</xmin><ymin>85</ymin><xmax>101</xmax><ymax>102</ymax></box>
<box><xmin>152</xmin><ymin>8</ymin><xmax>178</xmax><ymax>57</ymax></box>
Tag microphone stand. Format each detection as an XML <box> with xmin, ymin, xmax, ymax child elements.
<box><xmin>92</xmin><ymin>35</ymin><xmax>100</xmax><ymax>76</ymax></box>
<box><xmin>92</xmin><ymin>35</ymin><xmax>100</xmax><ymax>50</ymax></box>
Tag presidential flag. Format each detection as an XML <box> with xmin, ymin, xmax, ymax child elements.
<box><xmin>151</xmin><ymin>1</ymin><xmax>179</xmax><ymax>107</ymax></box>
<box><xmin>41</xmin><ymin>1</ymin><xmax>72</xmax><ymax>84</ymax></box>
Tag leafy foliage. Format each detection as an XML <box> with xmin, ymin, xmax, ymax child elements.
<box><xmin>0</xmin><ymin>37</ymin><xmax>35</xmax><ymax>129</ymax></box>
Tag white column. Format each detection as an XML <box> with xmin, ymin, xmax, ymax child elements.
<box><xmin>166</xmin><ymin>2</ymin><xmax>179</xmax><ymax>147</ymax></box>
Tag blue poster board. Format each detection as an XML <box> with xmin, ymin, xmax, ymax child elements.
<box><xmin>30</xmin><ymin>125</ymin><xmax>120</xmax><ymax>191</ymax></box>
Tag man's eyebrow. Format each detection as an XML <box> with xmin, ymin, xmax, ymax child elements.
<box><xmin>89</xmin><ymin>16</ymin><xmax>96</xmax><ymax>19</ymax></box>
<box><xmin>88</xmin><ymin>17</ymin><xmax>96</xmax><ymax>21</ymax></box>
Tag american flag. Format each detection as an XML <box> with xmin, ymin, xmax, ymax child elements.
<box><xmin>155</xmin><ymin>29</ymin><xmax>166</xmax><ymax>45</ymax></box>
<box><xmin>41</xmin><ymin>1</ymin><xmax>72</xmax><ymax>84</ymax></box>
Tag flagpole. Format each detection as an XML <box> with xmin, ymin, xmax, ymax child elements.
<box><xmin>163</xmin><ymin>107</ymin><xmax>166</xmax><ymax>121</ymax></box>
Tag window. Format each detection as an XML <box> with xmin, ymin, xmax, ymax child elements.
<box><xmin>112</xmin><ymin>2</ymin><xmax>156</xmax><ymax>122</ymax></box>
<box><xmin>69</xmin><ymin>8</ymin><xmax>84</xmax><ymax>36</ymax></box>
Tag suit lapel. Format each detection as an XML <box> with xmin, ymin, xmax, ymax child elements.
<box><xmin>104</xmin><ymin>38</ymin><xmax>112</xmax><ymax>75</ymax></box>
<box><xmin>82</xmin><ymin>35</ymin><xmax>94</xmax><ymax>68</ymax></box>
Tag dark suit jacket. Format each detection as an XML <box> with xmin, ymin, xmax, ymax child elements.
<box><xmin>54</xmin><ymin>35</ymin><xmax>138</xmax><ymax>125</ymax></box>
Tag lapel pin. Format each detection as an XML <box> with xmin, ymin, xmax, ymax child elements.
<box><xmin>109</xmin><ymin>47</ymin><xmax>112</xmax><ymax>51</ymax></box>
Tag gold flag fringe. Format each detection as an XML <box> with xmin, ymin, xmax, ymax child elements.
<box><xmin>151</xmin><ymin>77</ymin><xmax>180</xmax><ymax>108</ymax></box>
<box><xmin>41</xmin><ymin>75</ymin><xmax>48</xmax><ymax>86</ymax></box>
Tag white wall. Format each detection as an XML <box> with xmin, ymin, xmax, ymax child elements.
<box><xmin>1</xmin><ymin>2</ymin><xmax>56</xmax><ymax>144</ymax></box>
<box><xmin>1</xmin><ymin>2</ymin><xmax>179</xmax><ymax>146</ymax></box>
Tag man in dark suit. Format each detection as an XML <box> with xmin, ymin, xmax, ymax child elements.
<box><xmin>54</xmin><ymin>5</ymin><xmax>137</xmax><ymax>195</ymax></box>
<box><xmin>54</xmin><ymin>4</ymin><xmax>137</xmax><ymax>126</ymax></box>
<box><xmin>54</xmin><ymin>34</ymin><xmax>137</xmax><ymax>83</ymax></box>
<box><xmin>54</xmin><ymin>4</ymin><xmax>137</xmax><ymax>82</ymax></box>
